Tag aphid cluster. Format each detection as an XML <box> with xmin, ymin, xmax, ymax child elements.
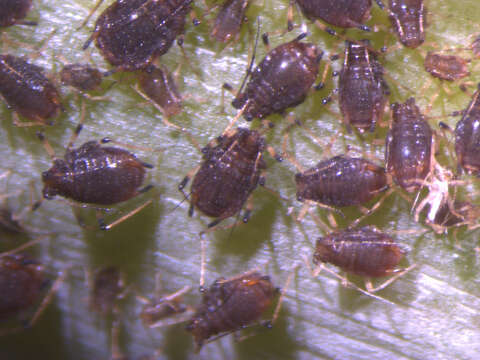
<box><xmin>2</xmin><ymin>0</ymin><xmax>480</xmax><ymax>358</ymax></box>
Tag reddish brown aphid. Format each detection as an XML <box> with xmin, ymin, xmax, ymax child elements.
<box><xmin>0</xmin><ymin>0</ymin><xmax>35</xmax><ymax>28</ymax></box>
<box><xmin>313</xmin><ymin>226</ymin><xmax>404</xmax><ymax>278</ymax></box>
<box><xmin>424</xmin><ymin>52</ymin><xmax>470</xmax><ymax>81</ymax></box>
<box><xmin>179</xmin><ymin>127</ymin><xmax>266</xmax><ymax>228</ymax></box>
<box><xmin>385</xmin><ymin>97</ymin><xmax>433</xmax><ymax>192</ymax></box>
<box><xmin>296</xmin><ymin>155</ymin><xmax>388</xmax><ymax>208</ymax></box>
<box><xmin>455</xmin><ymin>85</ymin><xmax>480</xmax><ymax>176</ymax></box>
<box><xmin>90</xmin><ymin>266</ymin><xmax>123</xmax><ymax>316</ymax></box>
<box><xmin>138</xmin><ymin>65</ymin><xmax>182</xmax><ymax>117</ymax></box>
<box><xmin>83</xmin><ymin>0</ymin><xmax>192</xmax><ymax>71</ymax></box>
<box><xmin>186</xmin><ymin>271</ymin><xmax>277</xmax><ymax>351</ymax></box>
<box><xmin>211</xmin><ymin>0</ymin><xmax>249</xmax><ymax>43</ymax></box>
<box><xmin>232</xmin><ymin>36</ymin><xmax>322</xmax><ymax>121</ymax></box>
<box><xmin>388</xmin><ymin>0</ymin><xmax>426</xmax><ymax>49</ymax></box>
<box><xmin>60</xmin><ymin>64</ymin><xmax>103</xmax><ymax>92</ymax></box>
<box><xmin>0</xmin><ymin>254</ymin><xmax>44</xmax><ymax>321</ymax></box>
<box><xmin>295</xmin><ymin>0</ymin><xmax>373</xmax><ymax>31</ymax></box>
<box><xmin>0</xmin><ymin>55</ymin><xmax>61</xmax><ymax>125</ymax></box>
<box><xmin>338</xmin><ymin>40</ymin><xmax>389</xmax><ymax>132</ymax></box>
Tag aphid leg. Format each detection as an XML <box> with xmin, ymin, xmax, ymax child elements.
<box><xmin>100</xmin><ymin>198</ymin><xmax>154</xmax><ymax>231</ymax></box>
<box><xmin>36</xmin><ymin>132</ymin><xmax>58</xmax><ymax>161</ymax></box>
<box><xmin>200</xmin><ymin>235</ymin><xmax>207</xmax><ymax>289</ymax></box>
<box><xmin>12</xmin><ymin>112</ymin><xmax>46</xmax><ymax>127</ymax></box>
<box><xmin>0</xmin><ymin>236</ymin><xmax>47</xmax><ymax>258</ymax></box>
<box><xmin>268</xmin><ymin>265</ymin><xmax>298</xmax><ymax>327</ymax></box>
<box><xmin>78</xmin><ymin>0</ymin><xmax>105</xmax><ymax>29</ymax></box>
<box><xmin>178</xmin><ymin>165</ymin><xmax>200</xmax><ymax>199</ymax></box>
<box><xmin>223</xmin><ymin>102</ymin><xmax>247</xmax><ymax>134</ymax></box>
<box><xmin>350</xmin><ymin>188</ymin><xmax>394</xmax><ymax>228</ymax></box>
<box><xmin>66</xmin><ymin>100</ymin><xmax>87</xmax><ymax>150</ymax></box>
<box><xmin>365</xmin><ymin>263</ymin><xmax>417</xmax><ymax>293</ymax></box>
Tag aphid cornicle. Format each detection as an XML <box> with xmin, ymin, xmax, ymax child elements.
<box><xmin>338</xmin><ymin>40</ymin><xmax>389</xmax><ymax>133</ymax></box>
<box><xmin>0</xmin><ymin>254</ymin><xmax>44</xmax><ymax>320</ymax></box>
<box><xmin>295</xmin><ymin>0</ymin><xmax>373</xmax><ymax>31</ymax></box>
<box><xmin>232</xmin><ymin>37</ymin><xmax>322</xmax><ymax>121</ymax></box>
<box><xmin>313</xmin><ymin>226</ymin><xmax>404</xmax><ymax>278</ymax></box>
<box><xmin>455</xmin><ymin>84</ymin><xmax>480</xmax><ymax>176</ymax></box>
<box><xmin>186</xmin><ymin>271</ymin><xmax>278</xmax><ymax>351</ymax></box>
<box><xmin>60</xmin><ymin>64</ymin><xmax>103</xmax><ymax>92</ymax></box>
<box><xmin>385</xmin><ymin>97</ymin><xmax>433</xmax><ymax>193</ymax></box>
<box><xmin>179</xmin><ymin>127</ymin><xmax>266</xmax><ymax>228</ymax></box>
<box><xmin>0</xmin><ymin>55</ymin><xmax>62</xmax><ymax>126</ymax></box>
<box><xmin>211</xmin><ymin>0</ymin><xmax>249</xmax><ymax>43</ymax></box>
<box><xmin>83</xmin><ymin>0</ymin><xmax>192</xmax><ymax>71</ymax></box>
<box><xmin>295</xmin><ymin>155</ymin><xmax>388</xmax><ymax>207</ymax></box>
<box><xmin>388</xmin><ymin>0</ymin><xmax>426</xmax><ymax>49</ymax></box>
<box><xmin>424</xmin><ymin>52</ymin><xmax>470</xmax><ymax>81</ymax></box>
<box><xmin>0</xmin><ymin>0</ymin><xmax>34</xmax><ymax>28</ymax></box>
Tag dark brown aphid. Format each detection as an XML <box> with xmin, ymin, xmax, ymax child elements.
<box><xmin>60</xmin><ymin>63</ymin><xmax>103</xmax><ymax>92</ymax></box>
<box><xmin>313</xmin><ymin>226</ymin><xmax>404</xmax><ymax>278</ymax></box>
<box><xmin>186</xmin><ymin>271</ymin><xmax>277</xmax><ymax>351</ymax></box>
<box><xmin>339</xmin><ymin>40</ymin><xmax>389</xmax><ymax>132</ymax></box>
<box><xmin>388</xmin><ymin>0</ymin><xmax>426</xmax><ymax>48</ymax></box>
<box><xmin>179</xmin><ymin>127</ymin><xmax>266</xmax><ymax>228</ymax></box>
<box><xmin>232</xmin><ymin>36</ymin><xmax>322</xmax><ymax>121</ymax></box>
<box><xmin>295</xmin><ymin>0</ymin><xmax>373</xmax><ymax>31</ymax></box>
<box><xmin>90</xmin><ymin>266</ymin><xmax>124</xmax><ymax>316</ymax></box>
<box><xmin>296</xmin><ymin>155</ymin><xmax>388</xmax><ymax>207</ymax></box>
<box><xmin>211</xmin><ymin>0</ymin><xmax>249</xmax><ymax>43</ymax></box>
<box><xmin>455</xmin><ymin>85</ymin><xmax>480</xmax><ymax>176</ymax></box>
<box><xmin>424</xmin><ymin>52</ymin><xmax>470</xmax><ymax>81</ymax></box>
<box><xmin>0</xmin><ymin>55</ymin><xmax>61</xmax><ymax>126</ymax></box>
<box><xmin>385</xmin><ymin>97</ymin><xmax>433</xmax><ymax>192</ymax></box>
<box><xmin>0</xmin><ymin>0</ymin><xmax>35</xmax><ymax>28</ymax></box>
<box><xmin>0</xmin><ymin>254</ymin><xmax>44</xmax><ymax>321</ymax></box>
<box><xmin>138</xmin><ymin>65</ymin><xmax>182</xmax><ymax>117</ymax></box>
<box><xmin>83</xmin><ymin>0</ymin><xmax>192</xmax><ymax>71</ymax></box>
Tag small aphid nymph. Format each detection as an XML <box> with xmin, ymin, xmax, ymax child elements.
<box><xmin>388</xmin><ymin>0</ymin><xmax>426</xmax><ymax>48</ymax></box>
<box><xmin>211</xmin><ymin>0</ymin><xmax>249</xmax><ymax>43</ymax></box>
<box><xmin>60</xmin><ymin>63</ymin><xmax>103</xmax><ymax>92</ymax></box>
<box><xmin>424</xmin><ymin>52</ymin><xmax>470</xmax><ymax>81</ymax></box>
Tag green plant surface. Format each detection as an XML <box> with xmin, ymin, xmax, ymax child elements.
<box><xmin>1</xmin><ymin>0</ymin><xmax>480</xmax><ymax>359</ymax></box>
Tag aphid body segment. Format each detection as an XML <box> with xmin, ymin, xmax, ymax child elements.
<box><xmin>385</xmin><ymin>97</ymin><xmax>433</xmax><ymax>192</ymax></box>
<box><xmin>211</xmin><ymin>0</ymin><xmax>249</xmax><ymax>43</ymax></box>
<box><xmin>60</xmin><ymin>64</ymin><xmax>103</xmax><ymax>92</ymax></box>
<box><xmin>90</xmin><ymin>266</ymin><xmax>123</xmax><ymax>315</ymax></box>
<box><xmin>313</xmin><ymin>226</ymin><xmax>404</xmax><ymax>277</ymax></box>
<box><xmin>232</xmin><ymin>38</ymin><xmax>322</xmax><ymax>121</ymax></box>
<box><xmin>455</xmin><ymin>86</ymin><xmax>480</xmax><ymax>176</ymax></box>
<box><xmin>339</xmin><ymin>41</ymin><xmax>389</xmax><ymax>132</ymax></box>
<box><xmin>295</xmin><ymin>155</ymin><xmax>388</xmax><ymax>207</ymax></box>
<box><xmin>388</xmin><ymin>0</ymin><xmax>426</xmax><ymax>48</ymax></box>
<box><xmin>0</xmin><ymin>55</ymin><xmax>61</xmax><ymax>125</ymax></box>
<box><xmin>86</xmin><ymin>0</ymin><xmax>192</xmax><ymax>71</ymax></box>
<box><xmin>187</xmin><ymin>127</ymin><xmax>266</xmax><ymax>224</ymax></box>
<box><xmin>295</xmin><ymin>0</ymin><xmax>372</xmax><ymax>30</ymax></box>
<box><xmin>139</xmin><ymin>65</ymin><xmax>182</xmax><ymax>117</ymax></box>
<box><xmin>0</xmin><ymin>254</ymin><xmax>44</xmax><ymax>320</ymax></box>
<box><xmin>424</xmin><ymin>52</ymin><xmax>470</xmax><ymax>81</ymax></box>
<box><xmin>0</xmin><ymin>0</ymin><xmax>33</xmax><ymax>27</ymax></box>
<box><xmin>186</xmin><ymin>271</ymin><xmax>277</xmax><ymax>351</ymax></box>
<box><xmin>42</xmin><ymin>141</ymin><xmax>149</xmax><ymax>205</ymax></box>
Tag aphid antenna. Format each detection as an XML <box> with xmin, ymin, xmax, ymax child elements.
<box><xmin>78</xmin><ymin>0</ymin><xmax>106</xmax><ymax>30</ymax></box>
<box><xmin>269</xmin><ymin>264</ymin><xmax>299</xmax><ymax>327</ymax></box>
<box><xmin>100</xmin><ymin>198</ymin><xmax>154</xmax><ymax>231</ymax></box>
<box><xmin>0</xmin><ymin>236</ymin><xmax>48</xmax><ymax>259</ymax></box>
<box><xmin>365</xmin><ymin>263</ymin><xmax>417</xmax><ymax>293</ymax></box>
<box><xmin>36</xmin><ymin>132</ymin><xmax>58</xmax><ymax>161</ymax></box>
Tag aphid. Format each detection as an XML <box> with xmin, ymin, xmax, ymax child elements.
<box><xmin>60</xmin><ymin>63</ymin><xmax>103</xmax><ymax>92</ymax></box>
<box><xmin>0</xmin><ymin>55</ymin><xmax>62</xmax><ymax>126</ymax></box>
<box><xmin>314</xmin><ymin>226</ymin><xmax>404</xmax><ymax>278</ymax></box>
<box><xmin>83</xmin><ymin>0</ymin><xmax>193</xmax><ymax>72</ymax></box>
<box><xmin>137</xmin><ymin>65</ymin><xmax>183</xmax><ymax>117</ymax></box>
<box><xmin>186</xmin><ymin>271</ymin><xmax>278</xmax><ymax>352</ymax></box>
<box><xmin>471</xmin><ymin>35</ymin><xmax>480</xmax><ymax>59</ymax></box>
<box><xmin>179</xmin><ymin>127</ymin><xmax>266</xmax><ymax>228</ymax></box>
<box><xmin>385</xmin><ymin>97</ymin><xmax>433</xmax><ymax>192</ymax></box>
<box><xmin>0</xmin><ymin>0</ymin><xmax>36</xmax><ymax>28</ymax></box>
<box><xmin>38</xmin><ymin>119</ymin><xmax>153</xmax><ymax>230</ymax></box>
<box><xmin>295</xmin><ymin>155</ymin><xmax>388</xmax><ymax>208</ymax></box>
<box><xmin>211</xmin><ymin>0</ymin><xmax>249</xmax><ymax>43</ymax></box>
<box><xmin>294</xmin><ymin>0</ymin><xmax>375</xmax><ymax>31</ymax></box>
<box><xmin>338</xmin><ymin>40</ymin><xmax>389</xmax><ymax>132</ymax></box>
<box><xmin>90</xmin><ymin>266</ymin><xmax>124</xmax><ymax>315</ymax></box>
<box><xmin>454</xmin><ymin>84</ymin><xmax>480</xmax><ymax>175</ymax></box>
<box><xmin>424</xmin><ymin>52</ymin><xmax>470</xmax><ymax>81</ymax></box>
<box><xmin>388</xmin><ymin>0</ymin><xmax>426</xmax><ymax>49</ymax></box>
<box><xmin>231</xmin><ymin>35</ymin><xmax>323</xmax><ymax>121</ymax></box>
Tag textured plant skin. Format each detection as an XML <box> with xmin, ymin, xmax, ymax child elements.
<box><xmin>0</xmin><ymin>0</ymin><xmax>480</xmax><ymax>359</ymax></box>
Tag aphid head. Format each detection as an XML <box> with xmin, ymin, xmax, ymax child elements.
<box><xmin>313</xmin><ymin>237</ymin><xmax>332</xmax><ymax>265</ymax></box>
<box><xmin>41</xmin><ymin>159</ymin><xmax>70</xmax><ymax>200</ymax></box>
